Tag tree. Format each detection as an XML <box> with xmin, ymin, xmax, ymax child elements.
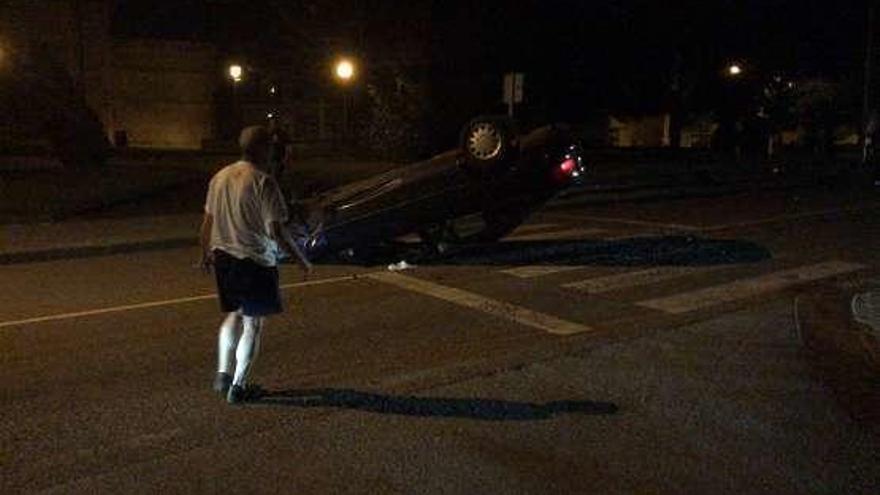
<box><xmin>0</xmin><ymin>41</ymin><xmax>108</xmax><ymax>167</ymax></box>
<box><xmin>792</xmin><ymin>79</ymin><xmax>842</xmax><ymax>158</ymax></box>
<box><xmin>357</xmin><ymin>69</ymin><xmax>431</xmax><ymax>162</ymax></box>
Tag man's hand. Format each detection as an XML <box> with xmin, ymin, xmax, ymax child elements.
<box><xmin>270</xmin><ymin>220</ymin><xmax>313</xmax><ymax>279</ymax></box>
<box><xmin>300</xmin><ymin>260</ymin><xmax>314</xmax><ymax>280</ymax></box>
<box><xmin>199</xmin><ymin>251</ymin><xmax>214</xmax><ymax>274</ymax></box>
<box><xmin>198</xmin><ymin>213</ymin><xmax>214</xmax><ymax>274</ymax></box>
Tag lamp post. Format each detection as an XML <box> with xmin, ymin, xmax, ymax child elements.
<box><xmin>334</xmin><ymin>58</ymin><xmax>356</xmax><ymax>143</ymax></box>
<box><xmin>228</xmin><ymin>64</ymin><xmax>243</xmax><ymax>137</ymax></box>
<box><xmin>863</xmin><ymin>3</ymin><xmax>876</xmax><ymax>166</ymax></box>
<box><xmin>720</xmin><ymin>61</ymin><xmax>748</xmax><ymax>161</ymax></box>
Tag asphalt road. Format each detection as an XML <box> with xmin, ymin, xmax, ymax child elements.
<box><xmin>3</xmin><ymin>185</ymin><xmax>880</xmax><ymax>493</ymax></box>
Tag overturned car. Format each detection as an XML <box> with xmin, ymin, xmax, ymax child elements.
<box><xmin>285</xmin><ymin>116</ymin><xmax>585</xmax><ymax>261</ymax></box>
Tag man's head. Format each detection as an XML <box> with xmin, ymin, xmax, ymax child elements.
<box><xmin>239</xmin><ymin>126</ymin><xmax>270</xmax><ymax>168</ymax></box>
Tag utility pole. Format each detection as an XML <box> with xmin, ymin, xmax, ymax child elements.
<box><xmin>863</xmin><ymin>2</ymin><xmax>875</xmax><ymax>165</ymax></box>
<box><xmin>74</xmin><ymin>0</ymin><xmax>86</xmax><ymax>91</ymax></box>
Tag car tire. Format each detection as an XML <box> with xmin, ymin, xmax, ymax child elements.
<box><xmin>459</xmin><ymin>115</ymin><xmax>518</xmax><ymax>170</ymax></box>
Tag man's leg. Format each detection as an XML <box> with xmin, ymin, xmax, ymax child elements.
<box><xmin>213</xmin><ymin>311</ymin><xmax>241</xmax><ymax>394</ymax></box>
<box><xmin>232</xmin><ymin>315</ymin><xmax>265</xmax><ymax>388</ymax></box>
<box><xmin>218</xmin><ymin>311</ymin><xmax>242</xmax><ymax>374</ymax></box>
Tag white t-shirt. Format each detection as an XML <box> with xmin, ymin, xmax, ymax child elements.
<box><xmin>204</xmin><ymin>160</ymin><xmax>288</xmax><ymax>267</ymax></box>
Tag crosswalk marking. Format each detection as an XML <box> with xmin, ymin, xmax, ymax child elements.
<box><xmin>367</xmin><ymin>272</ymin><xmax>592</xmax><ymax>335</ymax></box>
<box><xmin>638</xmin><ymin>260</ymin><xmax>866</xmax><ymax>314</ymax></box>
<box><xmin>562</xmin><ymin>265</ymin><xmax>727</xmax><ymax>294</ymax></box>
<box><xmin>501</xmin><ymin>265</ymin><xmax>587</xmax><ymax>278</ymax></box>
<box><xmin>505</xmin><ymin>227</ymin><xmax>605</xmax><ymax>241</ymax></box>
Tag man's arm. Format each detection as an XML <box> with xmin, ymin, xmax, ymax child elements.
<box><xmin>270</xmin><ymin>220</ymin><xmax>312</xmax><ymax>274</ymax></box>
<box><xmin>199</xmin><ymin>213</ymin><xmax>214</xmax><ymax>272</ymax></box>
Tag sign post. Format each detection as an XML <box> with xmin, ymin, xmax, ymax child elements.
<box><xmin>503</xmin><ymin>72</ymin><xmax>524</xmax><ymax>117</ymax></box>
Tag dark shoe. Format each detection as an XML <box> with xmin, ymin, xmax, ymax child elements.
<box><xmin>227</xmin><ymin>383</ymin><xmax>264</xmax><ymax>404</ymax></box>
<box><xmin>213</xmin><ymin>372</ymin><xmax>232</xmax><ymax>396</ymax></box>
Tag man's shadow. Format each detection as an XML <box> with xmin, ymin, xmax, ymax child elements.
<box><xmin>254</xmin><ymin>388</ymin><xmax>618</xmax><ymax>421</ymax></box>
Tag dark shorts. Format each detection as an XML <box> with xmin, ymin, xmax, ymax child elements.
<box><xmin>213</xmin><ymin>249</ymin><xmax>283</xmax><ymax>316</ymax></box>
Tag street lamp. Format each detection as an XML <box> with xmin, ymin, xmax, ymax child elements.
<box><xmin>333</xmin><ymin>58</ymin><xmax>357</xmax><ymax>142</ymax></box>
<box><xmin>727</xmin><ymin>63</ymin><xmax>743</xmax><ymax>77</ymax></box>
<box><xmin>334</xmin><ymin>59</ymin><xmax>355</xmax><ymax>83</ymax></box>
<box><xmin>229</xmin><ymin>64</ymin><xmax>243</xmax><ymax>83</ymax></box>
<box><xmin>228</xmin><ymin>64</ymin><xmax>244</xmax><ymax>137</ymax></box>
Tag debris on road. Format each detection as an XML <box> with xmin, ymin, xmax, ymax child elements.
<box><xmin>387</xmin><ymin>260</ymin><xmax>416</xmax><ymax>271</ymax></box>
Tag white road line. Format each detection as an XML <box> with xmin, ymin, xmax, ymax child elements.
<box><xmin>548</xmin><ymin>213</ymin><xmax>701</xmax><ymax>231</ymax></box>
<box><xmin>505</xmin><ymin>227</ymin><xmax>606</xmax><ymax>241</ymax></box>
<box><xmin>702</xmin><ymin>203</ymin><xmax>880</xmax><ymax>232</ymax></box>
<box><xmin>500</xmin><ymin>265</ymin><xmax>587</xmax><ymax>278</ymax></box>
<box><xmin>0</xmin><ymin>274</ymin><xmax>362</xmax><ymax>330</ymax></box>
<box><xmin>638</xmin><ymin>260</ymin><xmax>866</xmax><ymax>314</ymax></box>
<box><xmin>508</xmin><ymin>223</ymin><xmax>562</xmax><ymax>235</ymax></box>
<box><xmin>601</xmin><ymin>233</ymin><xmax>660</xmax><ymax>242</ymax></box>
<box><xmin>562</xmin><ymin>265</ymin><xmax>727</xmax><ymax>294</ymax></box>
<box><xmin>367</xmin><ymin>272</ymin><xmax>591</xmax><ymax>335</ymax></box>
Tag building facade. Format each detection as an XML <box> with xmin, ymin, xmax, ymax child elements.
<box><xmin>1</xmin><ymin>0</ymin><xmax>218</xmax><ymax>150</ymax></box>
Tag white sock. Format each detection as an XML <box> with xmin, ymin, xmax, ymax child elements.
<box><xmin>232</xmin><ymin>316</ymin><xmax>264</xmax><ymax>387</ymax></box>
<box><xmin>217</xmin><ymin>312</ymin><xmax>241</xmax><ymax>375</ymax></box>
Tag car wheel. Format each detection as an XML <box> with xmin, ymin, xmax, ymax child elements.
<box><xmin>459</xmin><ymin>116</ymin><xmax>517</xmax><ymax>168</ymax></box>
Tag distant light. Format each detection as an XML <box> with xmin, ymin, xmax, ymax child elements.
<box><xmin>335</xmin><ymin>59</ymin><xmax>355</xmax><ymax>81</ymax></box>
<box><xmin>267</xmin><ymin>112</ymin><xmax>274</xmax><ymax>119</ymax></box>
<box><xmin>728</xmin><ymin>64</ymin><xmax>742</xmax><ymax>76</ymax></box>
<box><xmin>228</xmin><ymin>64</ymin><xmax>243</xmax><ymax>82</ymax></box>
<box><xmin>269</xmin><ymin>86</ymin><xmax>276</xmax><ymax>95</ymax></box>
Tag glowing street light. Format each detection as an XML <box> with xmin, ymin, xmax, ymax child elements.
<box><xmin>727</xmin><ymin>64</ymin><xmax>743</xmax><ymax>77</ymax></box>
<box><xmin>335</xmin><ymin>59</ymin><xmax>355</xmax><ymax>82</ymax></box>
<box><xmin>228</xmin><ymin>64</ymin><xmax>243</xmax><ymax>82</ymax></box>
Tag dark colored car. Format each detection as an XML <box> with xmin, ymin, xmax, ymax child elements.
<box><xmin>286</xmin><ymin>116</ymin><xmax>585</xmax><ymax>260</ymax></box>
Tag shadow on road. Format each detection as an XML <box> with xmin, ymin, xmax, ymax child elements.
<box><xmin>325</xmin><ymin>235</ymin><xmax>772</xmax><ymax>268</ymax></box>
<box><xmin>253</xmin><ymin>388</ymin><xmax>619</xmax><ymax>421</ymax></box>
<box><xmin>794</xmin><ymin>287</ymin><xmax>880</xmax><ymax>425</ymax></box>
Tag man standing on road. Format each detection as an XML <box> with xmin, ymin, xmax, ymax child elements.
<box><xmin>199</xmin><ymin>125</ymin><xmax>312</xmax><ymax>404</ymax></box>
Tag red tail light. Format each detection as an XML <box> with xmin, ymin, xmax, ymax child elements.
<box><xmin>559</xmin><ymin>158</ymin><xmax>577</xmax><ymax>175</ymax></box>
